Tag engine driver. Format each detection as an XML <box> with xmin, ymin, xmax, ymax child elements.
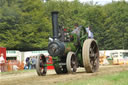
<box><xmin>71</xmin><ymin>23</ymin><xmax>80</xmax><ymax>36</ymax></box>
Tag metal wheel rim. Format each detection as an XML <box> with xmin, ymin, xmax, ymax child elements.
<box><xmin>36</xmin><ymin>54</ymin><xmax>47</xmax><ymax>76</ymax></box>
<box><xmin>82</xmin><ymin>39</ymin><xmax>99</xmax><ymax>73</ymax></box>
<box><xmin>66</xmin><ymin>52</ymin><xmax>77</xmax><ymax>73</ymax></box>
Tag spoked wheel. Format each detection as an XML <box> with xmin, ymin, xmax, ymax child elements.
<box><xmin>82</xmin><ymin>39</ymin><xmax>99</xmax><ymax>73</ymax></box>
<box><xmin>54</xmin><ymin>62</ymin><xmax>67</xmax><ymax>74</ymax></box>
<box><xmin>36</xmin><ymin>54</ymin><xmax>47</xmax><ymax>76</ymax></box>
<box><xmin>66</xmin><ymin>52</ymin><xmax>77</xmax><ymax>73</ymax></box>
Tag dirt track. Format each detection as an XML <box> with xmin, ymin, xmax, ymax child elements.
<box><xmin>1</xmin><ymin>65</ymin><xmax>128</xmax><ymax>85</ymax></box>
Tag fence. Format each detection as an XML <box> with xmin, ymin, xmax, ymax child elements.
<box><xmin>0</xmin><ymin>60</ymin><xmax>24</xmax><ymax>72</ymax></box>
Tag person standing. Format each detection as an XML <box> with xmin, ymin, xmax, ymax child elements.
<box><xmin>85</xmin><ymin>25</ymin><xmax>94</xmax><ymax>39</ymax></box>
<box><xmin>29</xmin><ymin>57</ymin><xmax>32</xmax><ymax>69</ymax></box>
<box><xmin>31</xmin><ymin>56</ymin><xmax>37</xmax><ymax>69</ymax></box>
<box><xmin>71</xmin><ymin>23</ymin><xmax>81</xmax><ymax>36</ymax></box>
<box><xmin>25</xmin><ymin>57</ymin><xmax>30</xmax><ymax>69</ymax></box>
<box><xmin>0</xmin><ymin>53</ymin><xmax>5</xmax><ymax>72</ymax></box>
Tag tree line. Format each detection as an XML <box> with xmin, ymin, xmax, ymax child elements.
<box><xmin>0</xmin><ymin>0</ymin><xmax>128</xmax><ymax>51</ymax></box>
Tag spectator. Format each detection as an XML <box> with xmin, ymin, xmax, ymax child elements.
<box><xmin>29</xmin><ymin>57</ymin><xmax>32</xmax><ymax>69</ymax></box>
<box><xmin>0</xmin><ymin>53</ymin><xmax>5</xmax><ymax>72</ymax></box>
<box><xmin>31</xmin><ymin>56</ymin><xmax>37</xmax><ymax>69</ymax></box>
<box><xmin>25</xmin><ymin>57</ymin><xmax>30</xmax><ymax>69</ymax></box>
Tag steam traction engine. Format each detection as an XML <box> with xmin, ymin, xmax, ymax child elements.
<box><xmin>36</xmin><ymin>11</ymin><xmax>99</xmax><ymax>76</ymax></box>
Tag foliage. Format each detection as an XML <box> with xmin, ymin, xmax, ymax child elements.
<box><xmin>0</xmin><ymin>0</ymin><xmax>128</xmax><ymax>50</ymax></box>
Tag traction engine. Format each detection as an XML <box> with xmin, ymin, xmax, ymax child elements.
<box><xmin>36</xmin><ymin>11</ymin><xmax>99</xmax><ymax>76</ymax></box>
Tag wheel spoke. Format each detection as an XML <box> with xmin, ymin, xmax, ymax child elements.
<box><xmin>82</xmin><ymin>39</ymin><xmax>99</xmax><ymax>73</ymax></box>
<box><xmin>36</xmin><ymin>54</ymin><xmax>47</xmax><ymax>76</ymax></box>
<box><xmin>92</xmin><ymin>43</ymin><xmax>95</xmax><ymax>51</ymax></box>
<box><xmin>66</xmin><ymin>52</ymin><xmax>77</xmax><ymax>73</ymax></box>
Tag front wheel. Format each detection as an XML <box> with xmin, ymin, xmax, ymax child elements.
<box><xmin>36</xmin><ymin>54</ymin><xmax>47</xmax><ymax>76</ymax></box>
<box><xmin>66</xmin><ymin>52</ymin><xmax>77</xmax><ymax>73</ymax></box>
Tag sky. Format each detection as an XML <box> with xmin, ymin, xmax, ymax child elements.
<box><xmin>68</xmin><ymin>0</ymin><xmax>128</xmax><ymax>5</ymax></box>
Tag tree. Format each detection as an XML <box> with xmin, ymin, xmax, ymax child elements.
<box><xmin>0</xmin><ymin>0</ymin><xmax>128</xmax><ymax>50</ymax></box>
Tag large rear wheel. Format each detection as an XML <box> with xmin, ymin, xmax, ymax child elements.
<box><xmin>82</xmin><ymin>39</ymin><xmax>99</xmax><ymax>73</ymax></box>
<box><xmin>36</xmin><ymin>54</ymin><xmax>47</xmax><ymax>76</ymax></box>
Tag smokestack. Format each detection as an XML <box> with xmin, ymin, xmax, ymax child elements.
<box><xmin>51</xmin><ymin>11</ymin><xmax>59</xmax><ymax>39</ymax></box>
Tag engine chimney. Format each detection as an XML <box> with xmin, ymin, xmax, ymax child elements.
<box><xmin>51</xmin><ymin>11</ymin><xmax>59</xmax><ymax>39</ymax></box>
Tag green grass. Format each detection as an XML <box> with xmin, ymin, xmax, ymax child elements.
<box><xmin>0</xmin><ymin>69</ymin><xmax>36</xmax><ymax>75</ymax></box>
<box><xmin>57</xmin><ymin>71</ymin><xmax>128</xmax><ymax>85</ymax></box>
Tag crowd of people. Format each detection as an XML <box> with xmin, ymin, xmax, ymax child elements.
<box><xmin>24</xmin><ymin>56</ymin><xmax>37</xmax><ymax>70</ymax></box>
<box><xmin>0</xmin><ymin>55</ymin><xmax>37</xmax><ymax>72</ymax></box>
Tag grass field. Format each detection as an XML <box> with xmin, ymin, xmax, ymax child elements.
<box><xmin>57</xmin><ymin>71</ymin><xmax>128</xmax><ymax>85</ymax></box>
<box><xmin>0</xmin><ymin>69</ymin><xmax>35</xmax><ymax>75</ymax></box>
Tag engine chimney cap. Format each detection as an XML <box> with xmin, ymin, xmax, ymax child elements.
<box><xmin>51</xmin><ymin>11</ymin><xmax>59</xmax><ymax>14</ymax></box>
